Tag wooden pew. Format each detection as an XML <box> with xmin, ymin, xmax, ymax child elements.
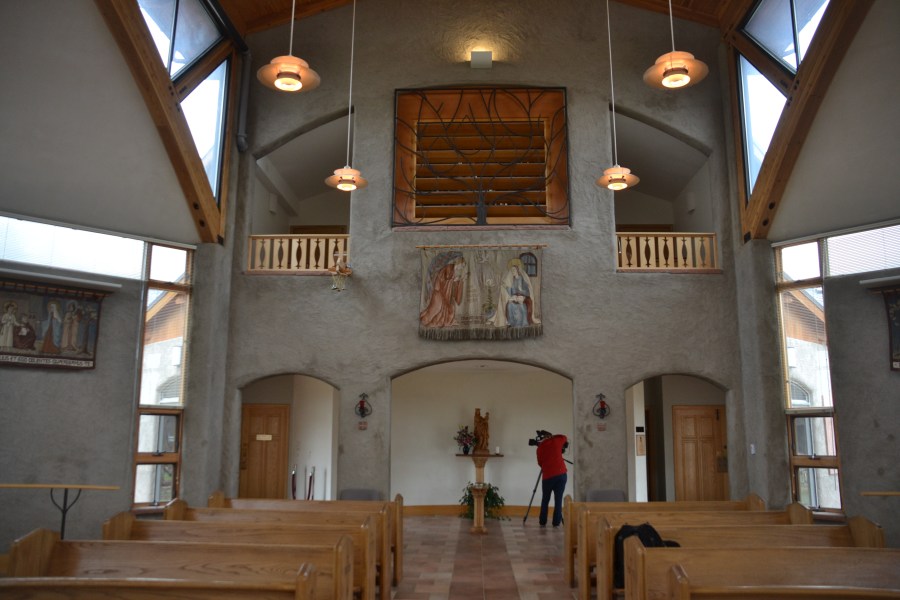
<box><xmin>167</xmin><ymin>499</ymin><xmax>389</xmax><ymax>600</ymax></box>
<box><xmin>599</xmin><ymin>516</ymin><xmax>885</xmax><ymax>600</ymax></box>
<box><xmin>1</xmin><ymin>527</ymin><xmax>348</xmax><ymax>599</ymax></box>
<box><xmin>579</xmin><ymin>504</ymin><xmax>812</xmax><ymax>600</ymax></box>
<box><xmin>563</xmin><ymin>494</ymin><xmax>765</xmax><ymax>588</ymax></box>
<box><xmin>208</xmin><ymin>491</ymin><xmax>404</xmax><ymax>587</ymax></box>
<box><xmin>623</xmin><ymin>536</ymin><xmax>900</xmax><ymax>600</ymax></box>
<box><xmin>104</xmin><ymin>510</ymin><xmax>377</xmax><ymax>600</ymax></box>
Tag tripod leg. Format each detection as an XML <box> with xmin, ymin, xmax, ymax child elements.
<box><xmin>522</xmin><ymin>470</ymin><xmax>542</xmax><ymax>524</ymax></box>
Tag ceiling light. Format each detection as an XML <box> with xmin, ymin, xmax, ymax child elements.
<box><xmin>326</xmin><ymin>0</ymin><xmax>367</xmax><ymax>191</ymax></box>
<box><xmin>643</xmin><ymin>0</ymin><xmax>707</xmax><ymax>89</ymax></box>
<box><xmin>596</xmin><ymin>0</ymin><xmax>639</xmax><ymax>192</ymax></box>
<box><xmin>257</xmin><ymin>0</ymin><xmax>320</xmax><ymax>93</ymax></box>
<box><xmin>326</xmin><ymin>166</ymin><xmax>368</xmax><ymax>191</ymax></box>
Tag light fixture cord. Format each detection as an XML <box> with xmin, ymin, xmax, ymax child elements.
<box><xmin>344</xmin><ymin>0</ymin><xmax>357</xmax><ymax>167</ymax></box>
<box><xmin>288</xmin><ymin>0</ymin><xmax>297</xmax><ymax>55</ymax></box>
<box><xmin>605</xmin><ymin>0</ymin><xmax>619</xmax><ymax>166</ymax></box>
<box><xmin>668</xmin><ymin>0</ymin><xmax>676</xmax><ymax>53</ymax></box>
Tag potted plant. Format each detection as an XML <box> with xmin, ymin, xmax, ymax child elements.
<box><xmin>459</xmin><ymin>482</ymin><xmax>507</xmax><ymax>520</ymax></box>
<box><xmin>453</xmin><ymin>425</ymin><xmax>477</xmax><ymax>454</ymax></box>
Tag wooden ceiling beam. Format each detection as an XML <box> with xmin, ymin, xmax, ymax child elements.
<box><xmin>94</xmin><ymin>0</ymin><xmax>221</xmax><ymax>244</ymax></box>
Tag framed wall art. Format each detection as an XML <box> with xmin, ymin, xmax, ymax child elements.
<box><xmin>1</xmin><ymin>278</ymin><xmax>109</xmax><ymax>369</ymax></box>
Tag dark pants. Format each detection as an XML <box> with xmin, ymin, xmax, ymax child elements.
<box><xmin>539</xmin><ymin>473</ymin><xmax>567</xmax><ymax>526</ymax></box>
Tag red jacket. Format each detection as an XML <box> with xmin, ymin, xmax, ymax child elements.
<box><xmin>536</xmin><ymin>434</ymin><xmax>568</xmax><ymax>479</ymax></box>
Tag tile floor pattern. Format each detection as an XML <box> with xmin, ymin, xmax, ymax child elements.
<box><xmin>392</xmin><ymin>515</ymin><xmax>577</xmax><ymax>600</ymax></box>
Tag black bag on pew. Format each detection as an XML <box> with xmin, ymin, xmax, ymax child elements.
<box><xmin>613</xmin><ymin>523</ymin><xmax>680</xmax><ymax>588</ymax></box>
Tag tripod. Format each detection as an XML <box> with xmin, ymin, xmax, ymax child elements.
<box><xmin>523</xmin><ymin>458</ymin><xmax>573</xmax><ymax>524</ymax></box>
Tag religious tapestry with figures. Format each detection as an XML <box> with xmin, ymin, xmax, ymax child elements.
<box><xmin>419</xmin><ymin>246</ymin><xmax>543</xmax><ymax>341</ymax></box>
<box><xmin>0</xmin><ymin>278</ymin><xmax>108</xmax><ymax>369</ymax></box>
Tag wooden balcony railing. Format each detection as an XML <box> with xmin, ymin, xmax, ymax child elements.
<box><xmin>617</xmin><ymin>232</ymin><xmax>719</xmax><ymax>272</ymax></box>
<box><xmin>247</xmin><ymin>234</ymin><xmax>349</xmax><ymax>274</ymax></box>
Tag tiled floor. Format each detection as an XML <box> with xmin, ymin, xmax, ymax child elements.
<box><xmin>393</xmin><ymin>515</ymin><xmax>577</xmax><ymax>600</ymax></box>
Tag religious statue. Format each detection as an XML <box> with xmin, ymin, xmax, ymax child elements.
<box><xmin>474</xmin><ymin>408</ymin><xmax>490</xmax><ymax>453</ymax></box>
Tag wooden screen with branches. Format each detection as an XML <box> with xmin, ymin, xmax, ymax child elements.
<box><xmin>393</xmin><ymin>87</ymin><xmax>569</xmax><ymax>227</ymax></box>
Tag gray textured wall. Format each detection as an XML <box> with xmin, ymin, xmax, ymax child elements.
<box><xmin>825</xmin><ymin>268</ymin><xmax>900</xmax><ymax>546</ymax></box>
<box><xmin>0</xmin><ymin>262</ymin><xmax>142</xmax><ymax>548</ymax></box>
<box><xmin>218</xmin><ymin>0</ymin><xmax>747</xmax><ymax>502</ymax></box>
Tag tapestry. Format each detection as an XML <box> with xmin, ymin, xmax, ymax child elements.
<box><xmin>0</xmin><ymin>278</ymin><xmax>108</xmax><ymax>369</ymax></box>
<box><xmin>419</xmin><ymin>246</ymin><xmax>543</xmax><ymax>341</ymax></box>
<box><xmin>885</xmin><ymin>289</ymin><xmax>900</xmax><ymax>371</ymax></box>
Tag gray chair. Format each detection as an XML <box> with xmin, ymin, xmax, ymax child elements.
<box><xmin>339</xmin><ymin>488</ymin><xmax>383</xmax><ymax>501</ymax></box>
<box><xmin>586</xmin><ymin>488</ymin><xmax>626</xmax><ymax>502</ymax></box>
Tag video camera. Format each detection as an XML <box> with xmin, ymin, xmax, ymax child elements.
<box><xmin>527</xmin><ymin>430</ymin><xmax>552</xmax><ymax>446</ymax></box>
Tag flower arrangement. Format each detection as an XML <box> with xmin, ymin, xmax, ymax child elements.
<box><xmin>453</xmin><ymin>425</ymin><xmax>477</xmax><ymax>449</ymax></box>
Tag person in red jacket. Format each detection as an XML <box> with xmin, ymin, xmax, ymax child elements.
<box><xmin>535</xmin><ymin>431</ymin><xmax>568</xmax><ymax>527</ymax></box>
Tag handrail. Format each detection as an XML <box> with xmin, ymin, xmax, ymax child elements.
<box><xmin>247</xmin><ymin>234</ymin><xmax>349</xmax><ymax>274</ymax></box>
<box><xmin>617</xmin><ymin>232</ymin><xmax>719</xmax><ymax>272</ymax></box>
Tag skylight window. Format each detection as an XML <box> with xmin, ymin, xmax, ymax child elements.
<box><xmin>138</xmin><ymin>0</ymin><xmax>222</xmax><ymax>77</ymax></box>
<box><xmin>744</xmin><ymin>0</ymin><xmax>830</xmax><ymax>72</ymax></box>
<box><xmin>738</xmin><ymin>56</ymin><xmax>787</xmax><ymax>196</ymax></box>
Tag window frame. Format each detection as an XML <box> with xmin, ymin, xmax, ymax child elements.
<box><xmin>133</xmin><ymin>406</ymin><xmax>184</xmax><ymax>507</ymax></box>
<box><xmin>132</xmin><ymin>243</ymin><xmax>193</xmax><ymax>510</ymax></box>
<box><xmin>775</xmin><ymin>240</ymin><xmax>843</xmax><ymax>514</ymax></box>
<box><xmin>392</xmin><ymin>87</ymin><xmax>570</xmax><ymax>228</ymax></box>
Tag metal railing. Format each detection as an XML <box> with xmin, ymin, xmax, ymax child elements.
<box><xmin>247</xmin><ymin>234</ymin><xmax>349</xmax><ymax>274</ymax></box>
<box><xmin>617</xmin><ymin>232</ymin><xmax>718</xmax><ymax>271</ymax></box>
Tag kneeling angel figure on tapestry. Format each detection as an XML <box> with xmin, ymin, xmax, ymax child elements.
<box><xmin>418</xmin><ymin>246</ymin><xmax>543</xmax><ymax>341</ymax></box>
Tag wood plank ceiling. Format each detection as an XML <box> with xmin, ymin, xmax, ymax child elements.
<box><xmin>217</xmin><ymin>0</ymin><xmax>753</xmax><ymax>38</ymax></box>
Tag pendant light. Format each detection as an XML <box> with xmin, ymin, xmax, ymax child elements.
<box><xmin>597</xmin><ymin>0</ymin><xmax>639</xmax><ymax>191</ymax></box>
<box><xmin>643</xmin><ymin>0</ymin><xmax>707</xmax><ymax>89</ymax></box>
<box><xmin>326</xmin><ymin>0</ymin><xmax>367</xmax><ymax>191</ymax></box>
<box><xmin>257</xmin><ymin>0</ymin><xmax>321</xmax><ymax>93</ymax></box>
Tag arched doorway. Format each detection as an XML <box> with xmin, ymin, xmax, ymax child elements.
<box><xmin>626</xmin><ymin>374</ymin><xmax>728</xmax><ymax>502</ymax></box>
<box><xmin>240</xmin><ymin>374</ymin><xmax>339</xmax><ymax>500</ymax></box>
<box><xmin>390</xmin><ymin>360</ymin><xmax>573</xmax><ymax>509</ymax></box>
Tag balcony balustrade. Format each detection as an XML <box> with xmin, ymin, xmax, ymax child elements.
<box><xmin>617</xmin><ymin>232</ymin><xmax>719</xmax><ymax>272</ymax></box>
<box><xmin>247</xmin><ymin>234</ymin><xmax>349</xmax><ymax>274</ymax></box>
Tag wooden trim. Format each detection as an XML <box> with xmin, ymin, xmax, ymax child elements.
<box><xmin>740</xmin><ymin>1</ymin><xmax>874</xmax><ymax>240</ymax></box>
<box><xmin>393</xmin><ymin>88</ymin><xmax>569</xmax><ymax>227</ymax></box>
<box><xmin>94</xmin><ymin>0</ymin><xmax>221</xmax><ymax>244</ymax></box>
<box><xmin>239</xmin><ymin>0</ymin><xmax>352</xmax><ymax>35</ymax></box>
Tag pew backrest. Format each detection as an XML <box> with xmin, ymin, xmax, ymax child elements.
<box><xmin>104</xmin><ymin>511</ymin><xmax>377</xmax><ymax>600</ymax></box>
<box><xmin>0</xmin><ymin>564</ymin><xmax>316</xmax><ymax>600</ymax></box>
<box><xmin>8</xmin><ymin>528</ymin><xmax>352</xmax><ymax>600</ymax></box>
<box><xmin>624</xmin><ymin>536</ymin><xmax>900</xmax><ymax>600</ymax></box>
<box><xmin>166</xmin><ymin>502</ymin><xmax>388</xmax><ymax>600</ymax></box>
<box><xmin>583</xmin><ymin>506</ymin><xmax>812</xmax><ymax>600</ymax></box>
<box><xmin>206</xmin><ymin>491</ymin><xmax>405</xmax><ymax>585</ymax></box>
<box><xmin>563</xmin><ymin>494</ymin><xmax>766</xmax><ymax>588</ymax></box>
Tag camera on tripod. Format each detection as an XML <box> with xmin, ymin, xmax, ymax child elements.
<box><xmin>527</xmin><ymin>430</ymin><xmax>552</xmax><ymax>446</ymax></box>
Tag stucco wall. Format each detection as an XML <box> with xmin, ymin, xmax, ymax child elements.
<box><xmin>0</xmin><ymin>262</ymin><xmax>142</xmax><ymax>549</ymax></box>
<box><xmin>218</xmin><ymin>0</ymin><xmax>746</xmax><ymax>503</ymax></box>
<box><xmin>825</xmin><ymin>267</ymin><xmax>900</xmax><ymax>546</ymax></box>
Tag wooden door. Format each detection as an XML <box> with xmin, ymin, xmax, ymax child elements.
<box><xmin>239</xmin><ymin>404</ymin><xmax>290</xmax><ymax>499</ymax></box>
<box><xmin>673</xmin><ymin>405</ymin><xmax>728</xmax><ymax>501</ymax></box>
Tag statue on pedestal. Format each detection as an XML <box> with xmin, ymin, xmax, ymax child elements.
<box><xmin>474</xmin><ymin>408</ymin><xmax>490</xmax><ymax>453</ymax></box>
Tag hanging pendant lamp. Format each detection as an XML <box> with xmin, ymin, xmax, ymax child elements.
<box><xmin>326</xmin><ymin>0</ymin><xmax>367</xmax><ymax>191</ymax></box>
<box><xmin>257</xmin><ymin>0</ymin><xmax>321</xmax><ymax>93</ymax></box>
<box><xmin>597</xmin><ymin>0</ymin><xmax>639</xmax><ymax>192</ymax></box>
<box><xmin>643</xmin><ymin>0</ymin><xmax>707</xmax><ymax>89</ymax></box>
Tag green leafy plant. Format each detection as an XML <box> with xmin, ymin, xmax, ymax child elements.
<box><xmin>459</xmin><ymin>482</ymin><xmax>508</xmax><ymax>520</ymax></box>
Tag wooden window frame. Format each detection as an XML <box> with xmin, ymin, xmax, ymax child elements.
<box><xmin>133</xmin><ymin>406</ymin><xmax>184</xmax><ymax>509</ymax></box>
<box><xmin>393</xmin><ymin>87</ymin><xmax>569</xmax><ymax>228</ymax></box>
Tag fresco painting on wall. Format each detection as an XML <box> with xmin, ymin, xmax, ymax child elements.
<box><xmin>419</xmin><ymin>246</ymin><xmax>543</xmax><ymax>341</ymax></box>
<box><xmin>885</xmin><ymin>289</ymin><xmax>900</xmax><ymax>370</ymax></box>
<box><xmin>0</xmin><ymin>279</ymin><xmax>106</xmax><ymax>369</ymax></box>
